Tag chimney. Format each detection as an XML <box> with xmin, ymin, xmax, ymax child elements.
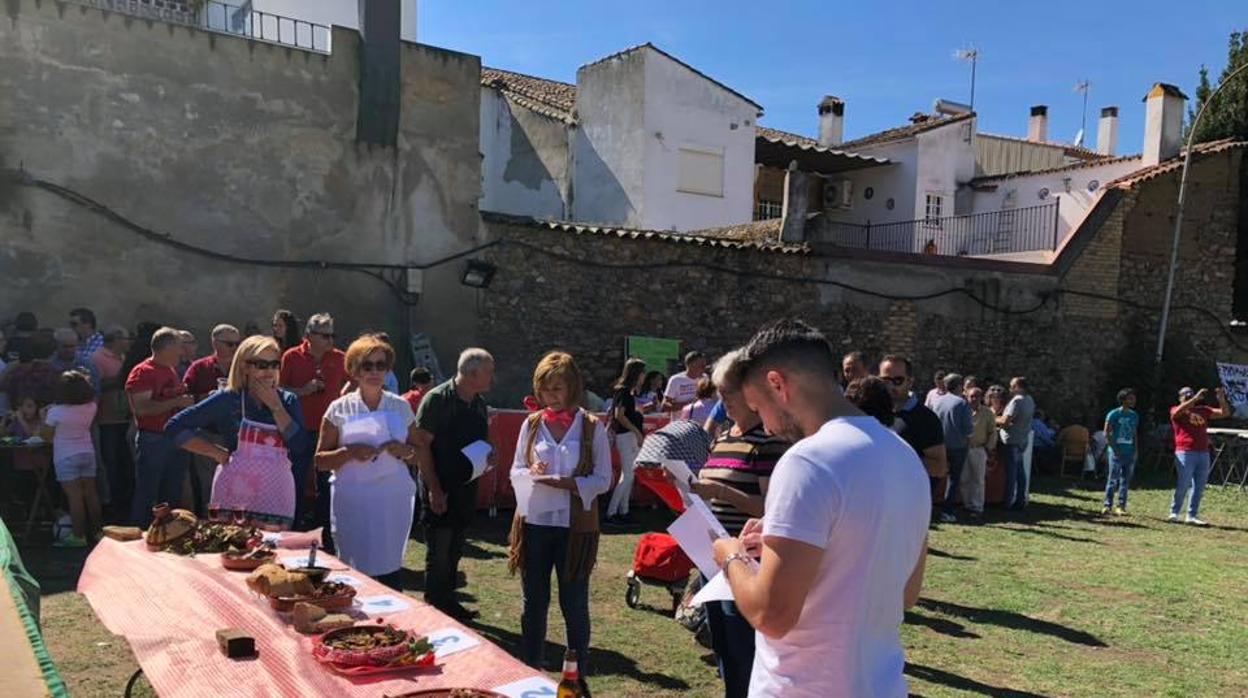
<box><xmin>818</xmin><ymin>96</ymin><xmax>845</xmax><ymax>147</ymax></box>
<box><xmin>1142</xmin><ymin>83</ymin><xmax>1188</xmax><ymax>167</ymax></box>
<box><xmin>1027</xmin><ymin>105</ymin><xmax>1048</xmax><ymax>142</ymax></box>
<box><xmin>356</xmin><ymin>0</ymin><xmax>402</xmax><ymax>147</ymax></box>
<box><xmin>1096</xmin><ymin>106</ymin><xmax>1119</xmax><ymax>156</ymax></box>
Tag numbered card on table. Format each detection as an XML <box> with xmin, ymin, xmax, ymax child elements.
<box><xmin>355</xmin><ymin>594</ymin><xmax>412</xmax><ymax>616</ymax></box>
<box><xmin>493</xmin><ymin>675</ymin><xmax>560</xmax><ymax>698</ymax></box>
<box><xmin>425</xmin><ymin>626</ymin><xmax>481</xmax><ymax>659</ymax></box>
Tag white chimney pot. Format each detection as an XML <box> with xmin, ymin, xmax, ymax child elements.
<box><xmin>1142</xmin><ymin>83</ymin><xmax>1187</xmax><ymax>167</ymax></box>
<box><xmin>818</xmin><ymin>96</ymin><xmax>845</xmax><ymax>147</ymax></box>
<box><xmin>1096</xmin><ymin>106</ymin><xmax>1119</xmax><ymax>156</ymax></box>
<box><xmin>1027</xmin><ymin>105</ymin><xmax>1048</xmax><ymax>143</ymax></box>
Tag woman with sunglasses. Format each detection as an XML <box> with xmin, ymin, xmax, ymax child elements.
<box><xmin>315</xmin><ymin>334</ymin><xmax>419</xmax><ymax>586</ymax></box>
<box><xmin>165</xmin><ymin>335</ymin><xmax>308</xmax><ymax>530</ymax></box>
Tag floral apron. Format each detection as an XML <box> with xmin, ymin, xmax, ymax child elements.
<box><xmin>208</xmin><ymin>396</ymin><xmax>296</xmax><ymax>531</ymax></box>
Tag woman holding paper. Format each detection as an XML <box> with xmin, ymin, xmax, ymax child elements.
<box><xmin>690</xmin><ymin>349</ymin><xmax>789</xmax><ymax>698</ymax></box>
<box><xmin>314</xmin><ymin>334</ymin><xmax>418</xmax><ymax>585</ymax></box>
<box><xmin>507</xmin><ymin>352</ymin><xmax>612</xmax><ymax>679</ymax></box>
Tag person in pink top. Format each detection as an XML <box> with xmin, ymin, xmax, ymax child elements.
<box><xmin>1168</xmin><ymin>387</ymin><xmax>1231</xmax><ymax>526</ymax></box>
<box><xmin>41</xmin><ymin>371</ymin><xmax>101</xmax><ymax>547</ymax></box>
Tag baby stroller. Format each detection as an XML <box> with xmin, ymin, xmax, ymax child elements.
<box><xmin>624</xmin><ymin>468</ymin><xmax>693</xmax><ymax>612</ymax></box>
<box><xmin>621</xmin><ymin>419</ymin><xmax>712</xmax><ymax>612</ymax></box>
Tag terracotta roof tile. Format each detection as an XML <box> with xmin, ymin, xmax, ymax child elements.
<box><xmin>837</xmin><ymin>112</ymin><xmax>975</xmax><ymax>150</ymax></box>
<box><xmin>481</xmin><ymin>67</ymin><xmax>577</xmax><ymax>122</ymax></box>
<box><xmin>481</xmin><ymin>211</ymin><xmax>807</xmax><ymax>255</ymax></box>
<box><xmin>1107</xmin><ymin>138</ymin><xmax>1248</xmax><ymax>188</ymax></box>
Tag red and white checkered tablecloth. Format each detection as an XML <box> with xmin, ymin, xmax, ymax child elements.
<box><xmin>77</xmin><ymin>538</ymin><xmax>544</xmax><ymax>697</ymax></box>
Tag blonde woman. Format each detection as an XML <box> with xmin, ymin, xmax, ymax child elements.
<box><xmin>166</xmin><ymin>335</ymin><xmax>308</xmax><ymax>530</ymax></box>
<box><xmin>315</xmin><ymin>335</ymin><xmax>419</xmax><ymax>585</ymax></box>
<box><xmin>508</xmin><ymin>352</ymin><xmax>612</xmax><ymax>676</ymax></box>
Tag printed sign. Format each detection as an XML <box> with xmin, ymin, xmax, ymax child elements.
<box><xmin>426</xmin><ymin>627</ymin><xmax>482</xmax><ymax>659</ymax></box>
<box><xmin>626</xmin><ymin>336</ymin><xmax>682</xmax><ymax>375</ymax></box>
<box><xmin>1216</xmin><ymin>362</ymin><xmax>1248</xmax><ymax>418</ymax></box>
<box><xmin>355</xmin><ymin>595</ymin><xmax>413</xmax><ymax>616</ymax></box>
<box><xmin>493</xmin><ymin>676</ymin><xmax>560</xmax><ymax>698</ymax></box>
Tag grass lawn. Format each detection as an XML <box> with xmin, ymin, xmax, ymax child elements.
<box><xmin>23</xmin><ymin>472</ymin><xmax>1248</xmax><ymax>697</ymax></box>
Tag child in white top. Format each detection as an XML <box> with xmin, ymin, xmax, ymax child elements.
<box><xmin>41</xmin><ymin>371</ymin><xmax>101</xmax><ymax>547</ymax></box>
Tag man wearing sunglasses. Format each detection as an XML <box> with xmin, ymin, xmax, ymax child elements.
<box><xmin>878</xmin><ymin>355</ymin><xmax>947</xmax><ymax>521</ymax></box>
<box><xmin>280</xmin><ymin>313</ymin><xmax>348</xmax><ymax>541</ymax></box>
<box><xmin>182</xmin><ymin>324</ymin><xmax>242</xmax><ymax>516</ymax></box>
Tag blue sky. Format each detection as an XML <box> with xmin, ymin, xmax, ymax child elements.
<box><xmin>420</xmin><ymin>0</ymin><xmax>1243</xmax><ymax>153</ymax></box>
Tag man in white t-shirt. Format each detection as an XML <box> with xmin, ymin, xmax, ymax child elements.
<box><xmin>712</xmin><ymin>319</ymin><xmax>930</xmax><ymax>698</ymax></box>
<box><xmin>661</xmin><ymin>351</ymin><xmax>708</xmax><ymax>413</ymax></box>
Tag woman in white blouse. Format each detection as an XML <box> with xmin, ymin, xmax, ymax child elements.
<box><xmin>507</xmin><ymin>351</ymin><xmax>612</xmax><ymax>677</ymax></box>
<box><xmin>314</xmin><ymin>334</ymin><xmax>419</xmax><ymax>587</ymax></box>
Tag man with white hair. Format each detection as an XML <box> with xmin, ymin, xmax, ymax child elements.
<box><xmin>412</xmin><ymin>347</ymin><xmax>495</xmax><ymax>620</ymax></box>
<box><xmin>51</xmin><ymin>327</ymin><xmax>100</xmax><ymax>392</ymax></box>
<box><xmin>280</xmin><ymin>313</ymin><xmax>347</xmax><ymax>539</ymax></box>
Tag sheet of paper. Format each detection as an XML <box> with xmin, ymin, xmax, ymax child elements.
<box><xmin>339</xmin><ymin>412</ymin><xmax>389</xmax><ymax>447</ymax></box>
<box><xmin>661</xmin><ymin>458</ymin><xmax>694</xmax><ymax>493</ymax></box>
<box><xmin>426</xmin><ymin>626</ymin><xmax>482</xmax><ymax>659</ymax></box>
<box><xmin>493</xmin><ymin>675</ymin><xmax>560</xmax><ymax>698</ymax></box>
<box><xmin>355</xmin><ymin>594</ymin><xmax>413</xmax><ymax>616</ymax></box>
<box><xmin>666</xmin><ymin>493</ymin><xmax>731</xmax><ymax>578</ymax></box>
<box><xmin>528</xmin><ymin>482</ymin><xmax>568</xmax><ymax>517</ymax></box>
<box><xmin>691</xmin><ymin>571</ymin><xmax>735</xmax><ymax>605</ymax></box>
<box><xmin>461</xmin><ymin>440</ymin><xmax>493</xmax><ymax>481</ymax></box>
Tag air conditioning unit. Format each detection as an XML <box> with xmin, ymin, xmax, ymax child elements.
<box><xmin>823</xmin><ymin>179</ymin><xmax>854</xmax><ymax>210</ymax></box>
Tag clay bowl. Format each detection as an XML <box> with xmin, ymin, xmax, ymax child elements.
<box><xmin>270</xmin><ymin>582</ymin><xmax>357</xmax><ymax>613</ymax></box>
<box><xmin>222</xmin><ymin>549</ymin><xmax>277</xmax><ymax>572</ymax></box>
<box><xmin>290</xmin><ymin>566</ymin><xmax>331</xmax><ymax>584</ymax></box>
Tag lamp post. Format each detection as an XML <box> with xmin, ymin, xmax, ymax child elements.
<box><xmin>1154</xmin><ymin>61</ymin><xmax>1248</xmax><ymax>368</ymax></box>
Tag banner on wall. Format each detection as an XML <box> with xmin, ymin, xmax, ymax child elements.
<box><xmin>626</xmin><ymin>336</ymin><xmax>682</xmax><ymax>376</ymax></box>
<box><xmin>1215</xmin><ymin>362</ymin><xmax>1248</xmax><ymax>419</ymax></box>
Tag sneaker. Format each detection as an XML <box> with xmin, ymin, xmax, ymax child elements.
<box><xmin>1185</xmin><ymin>516</ymin><xmax>1209</xmax><ymax>527</ymax></box>
<box><xmin>1167</xmin><ymin>513</ymin><xmax>1180</xmax><ymax>523</ymax></box>
<box><xmin>1112</xmin><ymin>506</ymin><xmax>1127</xmax><ymax>517</ymax></box>
<box><xmin>938</xmin><ymin>511</ymin><xmax>958</xmax><ymax>524</ymax></box>
<box><xmin>1101</xmin><ymin>506</ymin><xmax>1112</xmax><ymax>516</ymax></box>
<box><xmin>54</xmin><ymin>534</ymin><xmax>88</xmax><ymax>548</ymax></box>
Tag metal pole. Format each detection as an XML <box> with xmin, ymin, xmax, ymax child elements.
<box><xmin>970</xmin><ymin>55</ymin><xmax>977</xmax><ymax>111</ymax></box>
<box><xmin>1155</xmin><ymin>62</ymin><xmax>1248</xmax><ymax>368</ymax></box>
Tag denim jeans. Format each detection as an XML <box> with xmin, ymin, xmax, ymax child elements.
<box><xmin>1104</xmin><ymin>449</ymin><xmax>1136</xmax><ymax>508</ymax></box>
<box><xmin>705</xmin><ymin>591</ymin><xmax>755</xmax><ymax>698</ymax></box>
<box><xmin>1172</xmin><ymin>450</ymin><xmax>1212</xmax><ymax>517</ymax></box>
<box><xmin>1001</xmin><ymin>444</ymin><xmax>1027</xmax><ymax>509</ymax></box>
<box><xmin>943</xmin><ymin>447</ymin><xmax>968</xmax><ymax>515</ymax></box>
<box><xmin>130</xmin><ymin>431</ymin><xmax>187</xmax><ymax>528</ymax></box>
<box><xmin>520</xmin><ymin>523</ymin><xmax>591</xmax><ymax>675</ymax></box>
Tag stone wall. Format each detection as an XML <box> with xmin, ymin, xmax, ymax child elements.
<box><xmin>477</xmin><ymin>148</ymin><xmax>1246</xmax><ymax>423</ymax></box>
<box><xmin>0</xmin><ymin>0</ymin><xmax>482</xmax><ymax>371</ymax></box>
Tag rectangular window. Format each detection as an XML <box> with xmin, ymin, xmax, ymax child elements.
<box><xmin>754</xmin><ymin>200</ymin><xmax>783</xmax><ymax>220</ymax></box>
<box><xmin>924</xmin><ymin>193</ymin><xmax>944</xmax><ymax>227</ymax></box>
<box><xmin>677</xmin><ymin>147</ymin><xmax>724</xmax><ymax>197</ymax></box>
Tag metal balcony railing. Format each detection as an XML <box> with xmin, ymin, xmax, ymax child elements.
<box><xmin>812</xmin><ymin>201</ymin><xmax>1061</xmax><ymax>257</ymax></box>
<box><xmin>201</xmin><ymin>1</ymin><xmax>331</xmax><ymax>54</ymax></box>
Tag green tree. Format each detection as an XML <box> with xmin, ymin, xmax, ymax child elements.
<box><xmin>1188</xmin><ymin>31</ymin><xmax>1248</xmax><ymax>144</ymax></box>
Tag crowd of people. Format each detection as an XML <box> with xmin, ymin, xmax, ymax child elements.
<box><xmin>0</xmin><ymin>306</ymin><xmax>1238</xmax><ymax>696</ymax></box>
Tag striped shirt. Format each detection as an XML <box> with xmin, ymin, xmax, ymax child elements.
<box><xmin>700</xmin><ymin>424</ymin><xmax>789</xmax><ymax>535</ymax></box>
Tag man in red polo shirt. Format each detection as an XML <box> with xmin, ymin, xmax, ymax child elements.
<box><xmin>181</xmin><ymin>324</ymin><xmax>242</xmax><ymax>515</ymax></box>
<box><xmin>126</xmin><ymin>327</ymin><xmax>195</xmax><ymax>527</ymax></box>
<box><xmin>280</xmin><ymin>312</ymin><xmax>347</xmax><ymax>539</ymax></box>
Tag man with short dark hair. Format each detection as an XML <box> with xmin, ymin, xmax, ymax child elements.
<box><xmin>663</xmin><ymin>351</ymin><xmax>708</xmax><ymax>413</ymax></box>
<box><xmin>711</xmin><ymin>319</ymin><xmax>928</xmax><ymax>696</ymax></box>
<box><xmin>879</xmin><ymin>355</ymin><xmax>947</xmax><ymax>517</ymax></box>
<box><xmin>996</xmin><ymin>377</ymin><xmax>1036</xmax><ymax>510</ymax></box>
<box><xmin>70</xmin><ymin>307</ymin><xmax>103</xmax><ymax>366</ymax></box>
<box><xmin>924</xmin><ymin>370</ymin><xmax>947</xmax><ymax>408</ymax></box>
<box><xmin>1102</xmin><ymin>388</ymin><xmax>1139</xmax><ymax>516</ymax></box>
<box><xmin>929</xmin><ymin>373</ymin><xmax>973</xmax><ymax>523</ymax></box>
<box><xmin>125</xmin><ymin>327</ymin><xmax>195</xmax><ymax>527</ymax></box>
<box><xmin>402</xmin><ymin>366</ymin><xmax>434</xmax><ymax>414</ymax></box>
<box><xmin>841</xmin><ymin>351</ymin><xmax>869</xmax><ymax>389</ymax></box>
<box><xmin>0</xmin><ymin>331</ymin><xmax>59</xmax><ymax>406</ymax></box>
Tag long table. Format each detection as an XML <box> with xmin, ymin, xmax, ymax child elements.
<box><xmin>78</xmin><ymin>537</ymin><xmax>552</xmax><ymax>697</ymax></box>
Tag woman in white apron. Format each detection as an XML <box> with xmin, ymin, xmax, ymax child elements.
<box><xmin>166</xmin><ymin>336</ymin><xmax>308</xmax><ymax>531</ymax></box>
<box><xmin>314</xmin><ymin>335</ymin><xmax>418</xmax><ymax>585</ymax></box>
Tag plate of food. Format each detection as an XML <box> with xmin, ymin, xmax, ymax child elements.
<box><xmin>222</xmin><ymin>547</ymin><xmax>277</xmax><ymax>571</ymax></box>
<box><xmin>312</xmin><ymin>623</ymin><xmax>436</xmax><ymax>677</ymax></box>
<box><xmin>270</xmin><ymin>581</ymin><xmax>357</xmax><ymax>612</ymax></box>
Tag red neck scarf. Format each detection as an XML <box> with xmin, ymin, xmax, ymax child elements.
<box><xmin>541</xmin><ymin>407</ymin><xmax>578</xmax><ymax>430</ymax></box>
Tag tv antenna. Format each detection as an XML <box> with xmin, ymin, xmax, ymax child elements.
<box><xmin>1074</xmin><ymin>79</ymin><xmax>1091</xmax><ymax>146</ymax></box>
<box><xmin>953</xmin><ymin>46</ymin><xmax>980</xmax><ymax>111</ymax></box>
